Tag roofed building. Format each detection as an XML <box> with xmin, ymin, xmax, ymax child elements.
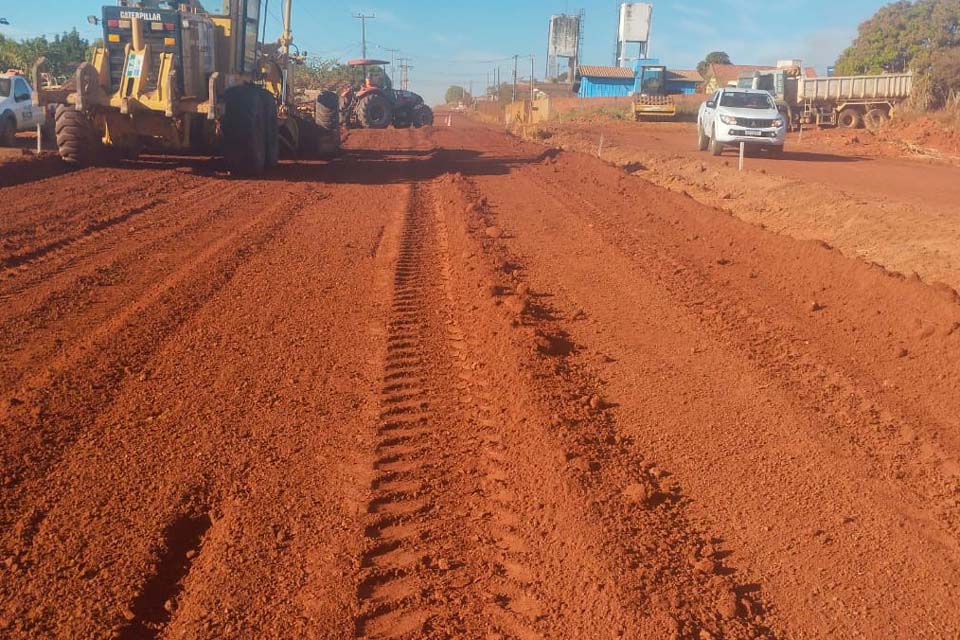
<box><xmin>575</xmin><ymin>65</ymin><xmax>636</xmax><ymax>98</ymax></box>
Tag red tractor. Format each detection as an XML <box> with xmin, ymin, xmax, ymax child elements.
<box><xmin>339</xmin><ymin>59</ymin><xmax>433</xmax><ymax>129</ymax></box>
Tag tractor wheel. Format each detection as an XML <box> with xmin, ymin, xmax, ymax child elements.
<box><xmin>710</xmin><ymin>126</ymin><xmax>723</xmax><ymax>156</ymax></box>
<box><xmin>223</xmin><ymin>85</ymin><xmax>267</xmax><ymax>177</ymax></box>
<box><xmin>55</xmin><ymin>105</ymin><xmax>100</xmax><ymax>166</ymax></box>
<box><xmin>315</xmin><ymin>91</ymin><xmax>341</xmax><ymax>158</ymax></box>
<box><xmin>260</xmin><ymin>91</ymin><xmax>279</xmax><ymax>168</ymax></box>
<box><xmin>837</xmin><ymin>107</ymin><xmax>862</xmax><ymax>129</ymax></box>
<box><xmin>357</xmin><ymin>93</ymin><xmax>392</xmax><ymax>129</ymax></box>
<box><xmin>0</xmin><ymin>114</ymin><xmax>16</xmax><ymax>147</ymax></box>
<box><xmin>413</xmin><ymin>104</ymin><xmax>434</xmax><ymax>128</ymax></box>
<box><xmin>864</xmin><ymin>108</ymin><xmax>889</xmax><ymax>131</ymax></box>
<box><xmin>697</xmin><ymin>123</ymin><xmax>709</xmax><ymax>151</ymax></box>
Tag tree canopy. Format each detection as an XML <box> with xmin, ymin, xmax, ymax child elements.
<box><xmin>835</xmin><ymin>0</ymin><xmax>960</xmax><ymax>74</ymax></box>
<box><xmin>0</xmin><ymin>29</ymin><xmax>91</xmax><ymax>78</ymax></box>
<box><xmin>835</xmin><ymin>0</ymin><xmax>960</xmax><ymax>105</ymax></box>
<box><xmin>696</xmin><ymin>51</ymin><xmax>732</xmax><ymax>78</ymax></box>
<box><xmin>444</xmin><ymin>85</ymin><xmax>471</xmax><ymax>105</ymax></box>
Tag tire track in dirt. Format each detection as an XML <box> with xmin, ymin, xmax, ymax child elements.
<box><xmin>431</xmin><ymin>167</ymin><xmax>779</xmax><ymax>639</ymax></box>
<box><xmin>356</xmin><ymin>183</ymin><xmax>553</xmax><ymax>639</ymax></box>
<box><xmin>0</xmin><ymin>184</ymin><xmax>317</xmax><ymax>547</ymax></box>
<box><xmin>0</xmin><ymin>180</ymin><xmax>251</xmax><ymax>393</ymax></box>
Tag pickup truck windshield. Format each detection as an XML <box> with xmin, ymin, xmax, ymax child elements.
<box><xmin>720</xmin><ymin>92</ymin><xmax>775</xmax><ymax>109</ymax></box>
<box><xmin>0</xmin><ymin>78</ymin><xmax>10</xmax><ymax>98</ymax></box>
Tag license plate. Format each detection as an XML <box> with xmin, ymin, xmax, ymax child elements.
<box><xmin>746</xmin><ymin>129</ymin><xmax>762</xmax><ymax>137</ymax></box>
<box><xmin>124</xmin><ymin>53</ymin><xmax>144</xmax><ymax>79</ymax></box>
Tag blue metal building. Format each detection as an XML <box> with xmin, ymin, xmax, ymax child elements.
<box><xmin>575</xmin><ymin>65</ymin><xmax>636</xmax><ymax>98</ymax></box>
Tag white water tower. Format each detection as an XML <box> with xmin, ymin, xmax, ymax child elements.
<box><xmin>615</xmin><ymin>2</ymin><xmax>653</xmax><ymax>68</ymax></box>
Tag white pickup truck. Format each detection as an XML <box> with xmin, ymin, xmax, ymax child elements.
<box><xmin>0</xmin><ymin>71</ymin><xmax>46</xmax><ymax>146</ymax></box>
<box><xmin>697</xmin><ymin>87</ymin><xmax>786</xmax><ymax>157</ymax></box>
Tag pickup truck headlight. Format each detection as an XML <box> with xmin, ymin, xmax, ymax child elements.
<box><xmin>719</xmin><ymin>115</ymin><xmax>737</xmax><ymax>125</ymax></box>
<box><xmin>771</xmin><ymin>118</ymin><xmax>784</xmax><ymax>128</ymax></box>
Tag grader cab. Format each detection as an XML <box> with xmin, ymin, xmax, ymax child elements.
<box><xmin>36</xmin><ymin>0</ymin><xmax>339</xmax><ymax>175</ymax></box>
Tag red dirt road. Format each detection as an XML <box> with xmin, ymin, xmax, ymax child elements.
<box><xmin>1</xmin><ymin>119</ymin><xmax>959</xmax><ymax>639</ymax></box>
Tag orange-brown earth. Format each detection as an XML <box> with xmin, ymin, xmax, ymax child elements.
<box><xmin>1</xmin><ymin>119</ymin><xmax>958</xmax><ymax>640</ymax></box>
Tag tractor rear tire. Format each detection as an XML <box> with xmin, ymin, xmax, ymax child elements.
<box><xmin>837</xmin><ymin>107</ymin><xmax>862</xmax><ymax>129</ymax></box>
<box><xmin>55</xmin><ymin>105</ymin><xmax>99</xmax><ymax>166</ymax></box>
<box><xmin>0</xmin><ymin>114</ymin><xmax>16</xmax><ymax>147</ymax></box>
<box><xmin>358</xmin><ymin>93</ymin><xmax>392</xmax><ymax>129</ymax></box>
<box><xmin>314</xmin><ymin>91</ymin><xmax>341</xmax><ymax>158</ymax></box>
<box><xmin>413</xmin><ymin>104</ymin><xmax>434</xmax><ymax>128</ymax></box>
<box><xmin>223</xmin><ymin>85</ymin><xmax>267</xmax><ymax>177</ymax></box>
<box><xmin>261</xmin><ymin>91</ymin><xmax>279</xmax><ymax>168</ymax></box>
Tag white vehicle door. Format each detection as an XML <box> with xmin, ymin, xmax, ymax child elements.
<box><xmin>12</xmin><ymin>77</ymin><xmax>35</xmax><ymax>129</ymax></box>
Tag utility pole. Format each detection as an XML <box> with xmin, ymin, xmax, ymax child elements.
<box><xmin>383</xmin><ymin>47</ymin><xmax>401</xmax><ymax>70</ymax></box>
<box><xmin>512</xmin><ymin>55</ymin><xmax>519</xmax><ymax>103</ymax></box>
<box><xmin>353</xmin><ymin>13</ymin><xmax>376</xmax><ymax>59</ymax></box>
<box><xmin>397</xmin><ymin>58</ymin><xmax>413</xmax><ymax>90</ymax></box>
<box><xmin>468</xmin><ymin>80</ymin><xmax>473</xmax><ymax>104</ymax></box>
<box><xmin>530</xmin><ymin>55</ymin><xmax>535</xmax><ymax>102</ymax></box>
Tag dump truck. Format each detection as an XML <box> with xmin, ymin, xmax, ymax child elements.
<box><xmin>738</xmin><ymin>68</ymin><xmax>913</xmax><ymax>131</ymax></box>
<box><xmin>632</xmin><ymin>61</ymin><xmax>676</xmax><ymax>121</ymax></box>
<box><xmin>34</xmin><ymin>0</ymin><xmax>339</xmax><ymax>175</ymax></box>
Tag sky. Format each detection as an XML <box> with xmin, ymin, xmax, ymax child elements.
<box><xmin>1</xmin><ymin>1</ymin><xmax>890</xmax><ymax>104</ymax></box>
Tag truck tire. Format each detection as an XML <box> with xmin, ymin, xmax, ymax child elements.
<box><xmin>357</xmin><ymin>93</ymin><xmax>392</xmax><ymax>129</ymax></box>
<box><xmin>697</xmin><ymin>123</ymin><xmax>709</xmax><ymax>151</ymax></box>
<box><xmin>55</xmin><ymin>105</ymin><xmax>99</xmax><ymax>166</ymax></box>
<box><xmin>0</xmin><ymin>112</ymin><xmax>16</xmax><ymax>146</ymax></box>
<box><xmin>413</xmin><ymin>104</ymin><xmax>434</xmax><ymax>128</ymax></box>
<box><xmin>223</xmin><ymin>85</ymin><xmax>267</xmax><ymax>177</ymax></box>
<box><xmin>260</xmin><ymin>91</ymin><xmax>279</xmax><ymax>169</ymax></box>
<box><xmin>837</xmin><ymin>108</ymin><xmax>862</xmax><ymax>129</ymax></box>
<box><xmin>864</xmin><ymin>108</ymin><xmax>889</xmax><ymax>131</ymax></box>
<box><xmin>710</xmin><ymin>126</ymin><xmax>723</xmax><ymax>156</ymax></box>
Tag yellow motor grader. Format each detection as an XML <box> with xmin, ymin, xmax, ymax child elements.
<box><xmin>34</xmin><ymin>0</ymin><xmax>339</xmax><ymax>176</ymax></box>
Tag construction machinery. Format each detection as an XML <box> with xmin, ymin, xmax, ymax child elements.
<box><xmin>339</xmin><ymin>59</ymin><xmax>434</xmax><ymax>129</ymax></box>
<box><xmin>632</xmin><ymin>61</ymin><xmax>676</xmax><ymax>121</ymax></box>
<box><xmin>738</xmin><ymin>66</ymin><xmax>913</xmax><ymax>131</ymax></box>
<box><xmin>34</xmin><ymin>0</ymin><xmax>339</xmax><ymax>175</ymax></box>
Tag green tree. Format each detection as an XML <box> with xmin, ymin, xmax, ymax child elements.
<box><xmin>444</xmin><ymin>85</ymin><xmax>471</xmax><ymax>104</ymax></box>
<box><xmin>696</xmin><ymin>51</ymin><xmax>732</xmax><ymax>78</ymax></box>
<box><xmin>835</xmin><ymin>0</ymin><xmax>960</xmax><ymax>75</ymax></box>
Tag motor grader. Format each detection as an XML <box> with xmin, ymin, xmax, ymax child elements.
<box><xmin>34</xmin><ymin>0</ymin><xmax>339</xmax><ymax>176</ymax></box>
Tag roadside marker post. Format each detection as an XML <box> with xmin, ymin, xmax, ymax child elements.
<box><xmin>739</xmin><ymin>142</ymin><xmax>745</xmax><ymax>171</ymax></box>
<box><xmin>36</xmin><ymin>123</ymin><xmax>42</xmax><ymax>154</ymax></box>
<box><xmin>598</xmin><ymin>133</ymin><xmax>604</xmax><ymax>159</ymax></box>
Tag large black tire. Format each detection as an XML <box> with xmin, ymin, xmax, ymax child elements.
<box><xmin>697</xmin><ymin>122</ymin><xmax>709</xmax><ymax>151</ymax></box>
<box><xmin>55</xmin><ymin>105</ymin><xmax>99</xmax><ymax>166</ymax></box>
<box><xmin>837</xmin><ymin>107</ymin><xmax>862</xmax><ymax>129</ymax></box>
<box><xmin>710</xmin><ymin>126</ymin><xmax>723</xmax><ymax>156</ymax></box>
<box><xmin>357</xmin><ymin>92</ymin><xmax>392</xmax><ymax>129</ymax></box>
<box><xmin>314</xmin><ymin>91</ymin><xmax>341</xmax><ymax>158</ymax></box>
<box><xmin>0</xmin><ymin>113</ymin><xmax>16</xmax><ymax>147</ymax></box>
<box><xmin>412</xmin><ymin>104</ymin><xmax>434</xmax><ymax>128</ymax></box>
<box><xmin>260</xmin><ymin>91</ymin><xmax>279</xmax><ymax>169</ymax></box>
<box><xmin>223</xmin><ymin>86</ymin><xmax>267</xmax><ymax>177</ymax></box>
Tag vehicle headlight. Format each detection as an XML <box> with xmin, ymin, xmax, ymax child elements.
<box><xmin>771</xmin><ymin>118</ymin><xmax>784</xmax><ymax>128</ymax></box>
<box><xmin>719</xmin><ymin>115</ymin><xmax>737</xmax><ymax>125</ymax></box>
